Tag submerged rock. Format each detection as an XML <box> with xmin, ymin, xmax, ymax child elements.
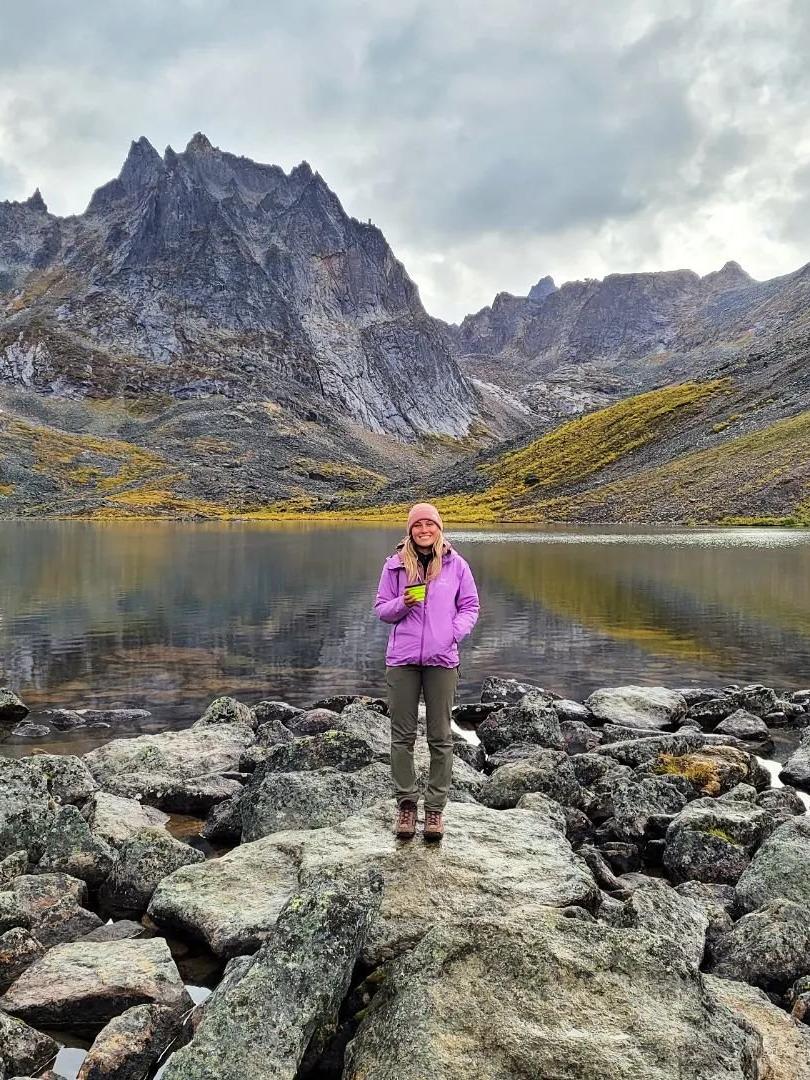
<box><xmin>584</xmin><ymin>685</ymin><xmax>687</xmax><ymax>730</ymax></box>
<box><xmin>0</xmin><ymin>938</ymin><xmax>191</xmax><ymax>1032</ymax></box>
<box><xmin>343</xmin><ymin>911</ymin><xmax>760</xmax><ymax>1080</ymax></box>
<box><xmin>160</xmin><ymin>871</ymin><xmax>382</xmax><ymax>1080</ymax></box>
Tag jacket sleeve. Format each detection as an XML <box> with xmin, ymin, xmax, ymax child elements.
<box><xmin>374</xmin><ymin>564</ymin><xmax>408</xmax><ymax>624</ymax></box>
<box><xmin>452</xmin><ymin>560</ymin><xmax>480</xmax><ymax>642</ymax></box>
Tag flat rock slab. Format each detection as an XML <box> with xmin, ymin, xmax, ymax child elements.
<box><xmin>584</xmin><ymin>685</ymin><xmax>687</xmax><ymax>730</ymax></box>
<box><xmin>150</xmin><ymin>800</ymin><xmax>597</xmax><ymax>963</ymax></box>
<box><xmin>343</xmin><ymin>911</ymin><xmax>760</xmax><ymax>1080</ymax></box>
<box><xmin>1</xmin><ymin>874</ymin><xmax>102</xmax><ymax>947</ymax></box>
<box><xmin>82</xmin><ymin>792</ymin><xmax>170</xmax><ymax>848</ymax></box>
<box><xmin>0</xmin><ymin>938</ymin><xmax>191</xmax><ymax>1032</ymax></box>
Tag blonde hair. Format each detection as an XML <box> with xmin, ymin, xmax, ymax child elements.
<box><xmin>400</xmin><ymin>530</ymin><xmax>445</xmax><ymax>584</ymax></box>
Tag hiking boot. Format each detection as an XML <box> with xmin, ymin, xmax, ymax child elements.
<box><xmin>395</xmin><ymin>800</ymin><xmax>417</xmax><ymax>839</ymax></box>
<box><xmin>423</xmin><ymin>809</ymin><xmax>445</xmax><ymax>841</ymax></box>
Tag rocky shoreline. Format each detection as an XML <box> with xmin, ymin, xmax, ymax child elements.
<box><xmin>0</xmin><ymin>679</ymin><xmax>808</xmax><ymax>1078</ymax></box>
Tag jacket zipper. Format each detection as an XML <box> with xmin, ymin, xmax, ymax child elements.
<box><xmin>418</xmin><ymin>559</ymin><xmax>430</xmax><ymax>665</ymax></box>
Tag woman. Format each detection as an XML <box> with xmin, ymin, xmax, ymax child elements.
<box><xmin>374</xmin><ymin>503</ymin><xmax>480</xmax><ymax>841</ymax></box>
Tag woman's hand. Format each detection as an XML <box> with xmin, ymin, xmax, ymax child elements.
<box><xmin>403</xmin><ymin>591</ymin><xmax>422</xmax><ymax>608</ymax></box>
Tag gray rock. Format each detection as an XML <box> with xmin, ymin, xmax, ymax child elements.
<box><xmin>0</xmin><ymin>690</ymin><xmax>29</xmax><ymax>725</ymax></box>
<box><xmin>160</xmin><ymin>871</ymin><xmax>382</xmax><ymax>1080</ymax></box>
<box><xmin>735</xmin><ymin>814</ymin><xmax>810</xmax><ymax>912</ymax></box>
<box><xmin>0</xmin><ymin>938</ymin><xmax>191</xmax><ymax>1032</ymax></box>
<box><xmin>478</xmin><ymin>750</ymin><xmax>581</xmax><ymax>810</ymax></box>
<box><xmin>710</xmin><ymin>898</ymin><xmax>810</xmax><ymax>991</ymax></box>
<box><xmin>11</xmin><ymin>722</ymin><xmax>51</xmax><ymax>738</ymax></box>
<box><xmin>240</xmin><ymin>764</ymin><xmax>392</xmax><ymax>841</ymax></box>
<box><xmin>707</xmin><ymin>975</ymin><xmax>810</xmax><ymax>1080</ymax></box>
<box><xmin>554</xmin><ymin>699</ymin><xmax>594</xmax><ymax>723</ymax></box>
<box><xmin>755</xmin><ymin>785</ymin><xmax>807</xmax><ymax>822</ymax></box>
<box><xmin>100</xmin><ymin>827</ymin><xmax>205</xmax><ymax>918</ymax></box>
<box><xmin>251</xmin><ymin>701</ymin><xmax>302</xmax><ymax>727</ymax></box>
<box><xmin>675</xmin><ymin>882</ymin><xmax>736</xmax><ymax>957</ymax></box>
<box><xmin>568</xmin><ymin>752</ymin><xmax>632</xmax><ymax>789</ymax></box>
<box><xmin>0</xmin><ymin>855</ymin><xmax>26</xmax><ymax>890</ymax></box>
<box><xmin>593</xmin><ymin>731</ymin><xmax>706</xmax><ymax>767</ymax></box>
<box><xmin>639</xmin><ymin>743</ymin><xmax>770</xmax><ymax>796</ymax></box>
<box><xmin>788</xmin><ymin>975</ymin><xmax>810</xmax><ymax>1024</ymax></box>
<box><xmin>285</xmin><ymin>708</ymin><xmax>342</xmax><ymax>736</ymax></box>
<box><xmin>255</xmin><ymin>730</ymin><xmax>382</xmax><ymax>773</ymax></box>
<box><xmin>2</xmin><ymin>874</ymin><xmax>102</xmax><ymax>947</ymax></box>
<box><xmin>195</xmin><ymin>696</ymin><xmax>256</xmax><ymax>730</ymax></box>
<box><xmin>514</xmin><ymin>792</ymin><xmax>567</xmax><ymax>833</ymax></box>
<box><xmin>714</xmin><ymin>709</ymin><xmax>772</xmax><ymax>743</ymax></box>
<box><xmin>779</xmin><ymin>730</ymin><xmax>810</xmax><ymax>789</ymax></box>
<box><xmin>343</xmin><ymin>910</ymin><xmax>760</xmax><ymax>1080</ymax></box>
<box><xmin>287</xmin><ymin>704</ymin><xmax>391</xmax><ymax>760</ymax></box>
<box><xmin>82</xmin><ymin>720</ymin><xmax>254</xmax><ymax>812</ymax></box>
<box><xmin>611</xmin><ymin>776</ymin><xmax>688</xmax><ymax>842</ymax></box>
<box><xmin>559</xmin><ymin>719</ymin><xmax>601</xmax><ymax>754</ymax></box>
<box><xmin>663</xmin><ymin>798</ymin><xmax>776</xmax><ymax>885</ymax></box>
<box><xmin>733</xmin><ymin>685</ymin><xmax>780</xmax><ymax>717</ymax></box>
<box><xmin>150</xmin><ymin>800</ymin><xmax>597</xmax><ymax>964</ymax></box>
<box><xmin>77</xmin><ymin>1003</ymin><xmax>182</xmax><ymax>1080</ymax></box>
<box><xmin>687</xmin><ymin>696</ymin><xmax>738</xmax><ymax>725</ymax></box>
<box><xmin>480</xmin><ymin>677</ymin><xmax>556</xmax><ymax>704</ymax></box>
<box><xmin>584</xmin><ymin>685</ymin><xmax>687</xmax><ymax>730</ymax></box>
<box><xmin>0</xmin><ymin>929</ymin><xmax>44</xmax><ymax>988</ymax></box>
<box><xmin>717</xmin><ymin>783</ymin><xmax>758</xmax><ymax>803</ymax></box>
<box><xmin>80</xmin><ymin>920</ymin><xmax>146</xmax><ymax>943</ymax></box>
<box><xmin>618</xmin><ymin>877</ymin><xmax>709</xmax><ymax>970</ymax></box>
<box><xmin>0</xmin><ymin>760</ymin><xmax>55</xmax><ymax>861</ymax></box>
<box><xmin>21</xmin><ymin>755</ymin><xmax>98</xmax><ymax>805</ymax></box>
<box><xmin>253</xmin><ymin>717</ymin><xmax>295</xmax><ymax>748</ymax></box>
<box><xmin>599</xmin><ymin>723</ymin><xmax>671</xmax><ymax>744</ymax></box>
<box><xmin>451</xmin><ymin>735</ymin><xmax>486</xmax><ymax>772</ymax></box>
<box><xmin>37</xmin><ymin>806</ymin><xmax>115</xmax><ymax>887</ymax></box>
<box><xmin>452</xmin><ymin>702</ymin><xmax>500</xmax><ymax>726</ymax></box>
<box><xmin>476</xmin><ymin>696</ymin><xmax>563</xmax><ymax>755</ymax></box>
<box><xmin>0</xmin><ymin>1009</ymin><xmax>58</xmax><ymax>1078</ymax></box>
<box><xmin>200</xmin><ymin>793</ymin><xmax>244</xmax><ymax>843</ymax></box>
<box><xmin>82</xmin><ymin>791</ymin><xmax>170</xmax><ymax>849</ymax></box>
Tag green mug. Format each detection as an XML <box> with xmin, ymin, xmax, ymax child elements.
<box><xmin>405</xmin><ymin>583</ymin><xmax>426</xmax><ymax>602</ymax></box>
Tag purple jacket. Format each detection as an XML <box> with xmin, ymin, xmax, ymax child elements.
<box><xmin>374</xmin><ymin>543</ymin><xmax>480</xmax><ymax>668</ymax></box>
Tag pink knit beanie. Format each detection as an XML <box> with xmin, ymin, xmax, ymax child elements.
<box><xmin>407</xmin><ymin>502</ymin><xmax>443</xmax><ymax>533</ymax></box>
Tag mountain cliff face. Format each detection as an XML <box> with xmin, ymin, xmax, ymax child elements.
<box><xmin>0</xmin><ymin>134</ymin><xmax>476</xmax><ymax>439</ymax></box>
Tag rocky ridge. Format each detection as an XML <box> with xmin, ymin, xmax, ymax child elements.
<box><xmin>0</xmin><ymin>678</ymin><xmax>808</xmax><ymax>1076</ymax></box>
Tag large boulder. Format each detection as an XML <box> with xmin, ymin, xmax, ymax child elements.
<box><xmin>779</xmin><ymin>730</ymin><xmax>810</xmax><ymax>789</ymax></box>
<box><xmin>610</xmin><ymin>777</ymin><xmax>688</xmax><ymax>842</ymax></box>
<box><xmin>617</xmin><ymin>877</ymin><xmax>709</xmax><ymax>971</ymax></box>
<box><xmin>0</xmin><ymin>760</ymin><xmax>55</xmax><ymax>861</ymax></box>
<box><xmin>81</xmin><ymin>791</ymin><xmax>170</xmax><ymax>849</ymax></box>
<box><xmin>707</xmin><ymin>975</ymin><xmax>810</xmax><ymax>1080</ymax></box>
<box><xmin>21</xmin><ymin>755</ymin><xmax>97</xmax><ymax>805</ymax></box>
<box><xmin>150</xmin><ymin>801</ymin><xmax>598</xmax><ymax>963</ymax></box>
<box><xmin>343</xmin><ymin>910</ymin><xmax>760</xmax><ymax>1080</ymax></box>
<box><xmin>476</xmin><ymin>695</ymin><xmax>563</xmax><ymax>755</ymax></box>
<box><xmin>76</xmin><ymin>1003</ymin><xmax>182</xmax><ymax>1080</ymax></box>
<box><xmin>0</xmin><ymin>938</ymin><xmax>191</xmax><ymax>1032</ymax></box>
<box><xmin>37</xmin><ymin>806</ymin><xmax>115</xmax><ymax>888</ymax></box>
<box><xmin>593</xmin><ymin>731</ymin><xmax>706</xmax><ymax>767</ymax></box>
<box><xmin>480</xmin><ymin>677</ymin><xmax>554</xmax><ymax>704</ymax></box>
<box><xmin>735</xmin><ymin>815</ymin><xmax>810</xmax><ymax>912</ymax></box>
<box><xmin>0</xmin><ymin>689</ymin><xmax>29</xmax><ymax>724</ymax></box>
<box><xmin>713</xmin><ymin>710</ymin><xmax>772</xmax><ymax>745</ymax></box>
<box><xmin>0</xmin><ymin>1009</ymin><xmax>58</xmax><ymax>1078</ymax></box>
<box><xmin>663</xmin><ymin>798</ymin><xmax>776</xmax><ymax>885</ymax></box>
<box><xmin>195</xmin><ymin>696</ymin><xmax>256</xmax><ymax>729</ymax></box>
<box><xmin>100</xmin><ymin>828</ymin><xmax>205</xmax><ymax>918</ymax></box>
<box><xmin>0</xmin><ymin>874</ymin><xmax>102</xmax><ymax>946</ymax></box>
<box><xmin>584</xmin><ymin>686</ymin><xmax>687</xmax><ymax>730</ymax></box>
<box><xmin>0</xmin><ymin>928</ymin><xmax>45</xmax><ymax>989</ymax></box>
<box><xmin>240</xmin><ymin>764</ymin><xmax>392</xmax><ymax>841</ymax></box>
<box><xmin>478</xmin><ymin>750</ymin><xmax>581</xmax><ymax>810</ymax></box>
<box><xmin>709</xmin><ymin>898</ymin><xmax>810</xmax><ymax>992</ymax></box>
<box><xmin>253</xmin><ymin>731</ymin><xmax>382</xmax><ymax>774</ymax></box>
<box><xmin>82</xmin><ymin>720</ymin><xmax>253</xmax><ymax>812</ymax></box>
<box><xmin>160</xmin><ymin>871</ymin><xmax>382</xmax><ymax>1080</ymax></box>
<box><xmin>647</xmin><ymin>745</ymin><xmax>769</xmax><ymax>796</ymax></box>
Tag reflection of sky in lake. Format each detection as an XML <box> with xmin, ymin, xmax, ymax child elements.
<box><xmin>0</xmin><ymin>521</ymin><xmax>808</xmax><ymax>743</ymax></box>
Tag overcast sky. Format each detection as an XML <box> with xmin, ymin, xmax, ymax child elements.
<box><xmin>1</xmin><ymin>0</ymin><xmax>809</xmax><ymax>321</ymax></box>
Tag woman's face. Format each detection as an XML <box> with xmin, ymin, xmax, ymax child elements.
<box><xmin>411</xmin><ymin>519</ymin><xmax>439</xmax><ymax>547</ymax></box>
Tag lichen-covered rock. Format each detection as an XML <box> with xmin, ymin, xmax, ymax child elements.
<box><xmin>287</xmin><ymin>704</ymin><xmax>392</xmax><ymax>760</ymax></box>
<box><xmin>779</xmin><ymin>730</ymin><xmax>810</xmax><ymax>789</ymax></box>
<box><xmin>82</xmin><ymin>721</ymin><xmax>254</xmax><ymax>812</ymax></box>
<box><xmin>554</xmin><ymin>699</ymin><xmax>594</xmax><ymax>723</ymax></box>
<box><xmin>686</xmin><ymin>695</ymin><xmax>738</xmax><ymax>725</ymax></box>
<box><xmin>559</xmin><ymin>719</ymin><xmax>601</xmax><ymax>754</ymax></box>
<box><xmin>709</xmin><ymin>898</ymin><xmax>810</xmax><ymax>992</ymax></box>
<box><xmin>0</xmin><ymin>938</ymin><xmax>191</xmax><ymax>1031</ymax></box>
<box><xmin>253</xmin><ymin>716</ymin><xmax>296</xmax><ymax>748</ymax></box>
<box><xmin>2</xmin><ymin>874</ymin><xmax>102</xmax><ymax>947</ymax></box>
<box><xmin>755</xmin><ymin>785</ymin><xmax>807</xmax><ymax>823</ymax></box>
<box><xmin>593</xmin><ymin>731</ymin><xmax>706</xmax><ymax>767</ymax></box>
<box><xmin>100</xmin><ymin>828</ymin><xmax>205</xmax><ymax>917</ymax></box>
<box><xmin>201</xmin><ymin>792</ymin><xmax>244</xmax><ymax>843</ymax></box>
<box><xmin>255</xmin><ymin>730</ymin><xmax>382</xmax><ymax>774</ymax></box>
<box><xmin>0</xmin><ymin>895</ymin><xmax>28</xmax><ymax>936</ymax></box>
<box><xmin>0</xmin><ymin>760</ymin><xmax>55</xmax><ymax>861</ymax></box>
<box><xmin>476</xmin><ymin>695</ymin><xmax>563</xmax><ymax>755</ymax></box>
<box><xmin>37</xmin><ymin>806</ymin><xmax>115</xmax><ymax>887</ymax></box>
<box><xmin>648</xmin><ymin>744</ymin><xmax>769</xmax><ymax>796</ymax></box>
<box><xmin>0</xmin><ymin>1009</ymin><xmax>58</xmax><ymax>1077</ymax></box>
<box><xmin>77</xmin><ymin>1003</ymin><xmax>182</xmax><ymax>1080</ymax></box>
<box><xmin>0</xmin><ymin>689</ymin><xmax>29</xmax><ymax>725</ymax></box>
<box><xmin>480</xmin><ymin>677</ymin><xmax>555</xmax><ymax>705</ymax></box>
<box><xmin>343</xmin><ymin>910</ymin><xmax>760</xmax><ymax>1080</ymax></box>
<box><xmin>675</xmin><ymin>881</ymin><xmax>735</xmax><ymax>958</ymax></box>
<box><xmin>195</xmin><ymin>696</ymin><xmax>256</xmax><ymax>729</ymax></box>
<box><xmin>707</xmin><ymin>975</ymin><xmax>810</xmax><ymax>1080</ymax></box>
<box><xmin>663</xmin><ymin>798</ymin><xmax>775</xmax><ymax>885</ymax></box>
<box><xmin>0</xmin><ymin>854</ymin><xmax>27</xmax><ymax>890</ymax></box>
<box><xmin>81</xmin><ymin>791</ymin><xmax>170</xmax><ymax>849</ymax></box>
<box><xmin>240</xmin><ymin>764</ymin><xmax>392</xmax><ymax>841</ymax></box>
<box><xmin>713</xmin><ymin>709</ymin><xmax>772</xmax><ymax>744</ymax></box>
<box><xmin>733</xmin><ymin>685</ymin><xmax>780</xmax><ymax>717</ymax></box>
<box><xmin>0</xmin><ymin>928</ymin><xmax>44</xmax><ymax>988</ymax></box>
<box><xmin>735</xmin><ymin>815</ymin><xmax>810</xmax><ymax>912</ymax></box>
<box><xmin>584</xmin><ymin>685</ymin><xmax>687</xmax><ymax>730</ymax></box>
<box><xmin>150</xmin><ymin>800</ymin><xmax>597</xmax><ymax>964</ymax></box>
<box><xmin>80</xmin><ymin>920</ymin><xmax>147</xmax><ymax>944</ymax></box>
<box><xmin>514</xmin><ymin>792</ymin><xmax>567</xmax><ymax>833</ymax></box>
<box><xmin>251</xmin><ymin>701</ymin><xmax>302</xmax><ymax>727</ymax></box>
<box><xmin>21</xmin><ymin>755</ymin><xmax>97</xmax><ymax>805</ymax></box>
<box><xmin>478</xmin><ymin>750</ymin><xmax>581</xmax><ymax>810</ymax></box>
<box><xmin>788</xmin><ymin>975</ymin><xmax>810</xmax><ymax>1024</ymax></box>
<box><xmin>610</xmin><ymin>776</ymin><xmax>687</xmax><ymax>842</ymax></box>
<box><xmin>617</xmin><ymin>877</ymin><xmax>709</xmax><ymax>971</ymax></box>
<box><xmin>451</xmin><ymin>734</ymin><xmax>486</xmax><ymax>772</ymax></box>
<box><xmin>159</xmin><ymin>871</ymin><xmax>382</xmax><ymax>1080</ymax></box>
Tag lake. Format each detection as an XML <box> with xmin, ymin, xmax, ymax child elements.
<box><xmin>1</xmin><ymin>520</ymin><xmax>809</xmax><ymax>754</ymax></box>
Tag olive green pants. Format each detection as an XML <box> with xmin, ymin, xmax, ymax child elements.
<box><xmin>386</xmin><ymin>663</ymin><xmax>459</xmax><ymax>812</ymax></box>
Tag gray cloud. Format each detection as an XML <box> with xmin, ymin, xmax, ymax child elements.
<box><xmin>1</xmin><ymin>0</ymin><xmax>809</xmax><ymax>320</ymax></box>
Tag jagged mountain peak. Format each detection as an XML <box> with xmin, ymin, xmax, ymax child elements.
<box><xmin>185</xmin><ymin>131</ymin><xmax>215</xmax><ymax>154</ymax></box>
<box><xmin>24</xmin><ymin>188</ymin><xmax>48</xmax><ymax>214</ymax></box>
<box><xmin>527</xmin><ymin>275</ymin><xmax>556</xmax><ymax>302</ymax></box>
<box><xmin>701</xmin><ymin>260</ymin><xmax>753</xmax><ymax>288</ymax></box>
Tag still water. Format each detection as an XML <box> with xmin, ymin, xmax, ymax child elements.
<box><xmin>0</xmin><ymin>520</ymin><xmax>808</xmax><ymax>750</ymax></box>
